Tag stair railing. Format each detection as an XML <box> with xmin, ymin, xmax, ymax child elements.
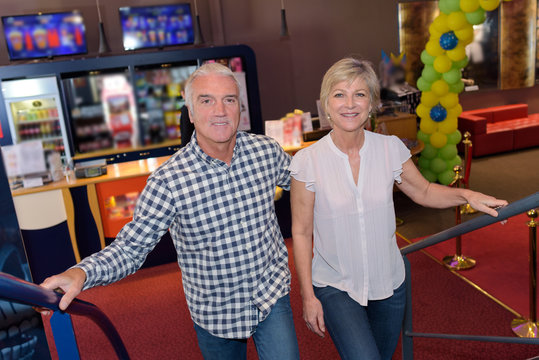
<box><xmin>0</xmin><ymin>271</ymin><xmax>130</xmax><ymax>360</ymax></box>
<box><xmin>400</xmin><ymin>191</ymin><xmax>539</xmax><ymax>360</ymax></box>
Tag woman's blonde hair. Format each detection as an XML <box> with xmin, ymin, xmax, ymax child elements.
<box><xmin>319</xmin><ymin>57</ymin><xmax>380</xmax><ymax>123</ymax></box>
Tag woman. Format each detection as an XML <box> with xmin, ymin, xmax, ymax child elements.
<box><xmin>289</xmin><ymin>57</ymin><xmax>507</xmax><ymax>360</ymax></box>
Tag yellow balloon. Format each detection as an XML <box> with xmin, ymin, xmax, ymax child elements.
<box><xmin>433</xmin><ymin>13</ymin><xmax>450</xmax><ymax>33</ymax></box>
<box><xmin>438</xmin><ymin>117</ymin><xmax>458</xmax><ymax>134</ymax></box>
<box><xmin>479</xmin><ymin>0</ymin><xmax>501</xmax><ymax>11</ymax></box>
<box><xmin>446</xmin><ymin>44</ymin><xmax>466</xmax><ymax>61</ymax></box>
<box><xmin>430</xmin><ymin>131</ymin><xmax>448</xmax><ymax>148</ymax></box>
<box><xmin>426</xmin><ymin>40</ymin><xmax>445</xmax><ymax>57</ymax></box>
<box><xmin>431</xmin><ymin>79</ymin><xmax>450</xmax><ymax>97</ymax></box>
<box><xmin>455</xmin><ymin>25</ymin><xmax>474</xmax><ymax>44</ymax></box>
<box><xmin>447</xmin><ymin>11</ymin><xmax>468</xmax><ymax>31</ymax></box>
<box><xmin>460</xmin><ymin>0</ymin><xmax>480</xmax><ymax>13</ymax></box>
<box><xmin>440</xmin><ymin>93</ymin><xmax>459</xmax><ymax>109</ymax></box>
<box><xmin>421</xmin><ymin>91</ymin><xmax>440</xmax><ymax>108</ymax></box>
<box><xmin>447</xmin><ymin>103</ymin><xmax>463</xmax><ymax>118</ymax></box>
<box><xmin>415</xmin><ymin>103</ymin><xmax>431</xmax><ymax>119</ymax></box>
<box><xmin>433</xmin><ymin>55</ymin><xmax>452</xmax><ymax>73</ymax></box>
<box><xmin>420</xmin><ymin>118</ymin><xmax>438</xmax><ymax>134</ymax></box>
<box><xmin>429</xmin><ymin>23</ymin><xmax>442</xmax><ymax>39</ymax></box>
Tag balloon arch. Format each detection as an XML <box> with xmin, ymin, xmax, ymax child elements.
<box><xmin>415</xmin><ymin>0</ymin><xmax>505</xmax><ymax>185</ymax></box>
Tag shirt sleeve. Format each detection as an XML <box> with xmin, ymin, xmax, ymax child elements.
<box><xmin>269</xmin><ymin>139</ymin><xmax>292</xmax><ymax>191</ymax></box>
<box><xmin>75</xmin><ymin>175</ymin><xmax>176</xmax><ymax>290</ymax></box>
<box><xmin>289</xmin><ymin>148</ymin><xmax>316</xmax><ymax>192</ymax></box>
<box><xmin>390</xmin><ymin>135</ymin><xmax>412</xmax><ymax>184</ymax></box>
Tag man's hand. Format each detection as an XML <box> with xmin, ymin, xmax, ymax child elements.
<box><xmin>39</xmin><ymin>268</ymin><xmax>87</xmax><ymax>314</ymax></box>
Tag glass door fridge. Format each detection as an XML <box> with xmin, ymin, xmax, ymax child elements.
<box><xmin>2</xmin><ymin>76</ymin><xmax>71</xmax><ymax>164</ymax></box>
<box><xmin>61</xmin><ymin>69</ymin><xmax>139</xmax><ymax>159</ymax></box>
<box><xmin>133</xmin><ymin>62</ymin><xmax>196</xmax><ymax>146</ymax></box>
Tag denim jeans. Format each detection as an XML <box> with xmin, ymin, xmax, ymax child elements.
<box><xmin>193</xmin><ymin>294</ymin><xmax>300</xmax><ymax>360</ymax></box>
<box><xmin>314</xmin><ymin>280</ymin><xmax>406</xmax><ymax>360</ymax></box>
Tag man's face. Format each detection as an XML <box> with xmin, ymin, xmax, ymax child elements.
<box><xmin>189</xmin><ymin>73</ymin><xmax>241</xmax><ymax>147</ymax></box>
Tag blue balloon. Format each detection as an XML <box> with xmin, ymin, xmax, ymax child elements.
<box><xmin>439</xmin><ymin>31</ymin><xmax>458</xmax><ymax>51</ymax></box>
<box><xmin>430</xmin><ymin>104</ymin><xmax>447</xmax><ymax>122</ymax></box>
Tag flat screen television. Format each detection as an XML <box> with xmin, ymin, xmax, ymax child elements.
<box><xmin>2</xmin><ymin>11</ymin><xmax>87</xmax><ymax>61</ymax></box>
<box><xmin>119</xmin><ymin>4</ymin><xmax>194</xmax><ymax>51</ymax></box>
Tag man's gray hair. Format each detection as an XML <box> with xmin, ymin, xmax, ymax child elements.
<box><xmin>184</xmin><ymin>62</ymin><xmax>242</xmax><ymax>109</ymax></box>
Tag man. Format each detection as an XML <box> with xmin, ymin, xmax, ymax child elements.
<box><xmin>41</xmin><ymin>63</ymin><xmax>300</xmax><ymax>360</ymax></box>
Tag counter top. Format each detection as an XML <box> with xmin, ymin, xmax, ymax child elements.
<box><xmin>12</xmin><ymin>156</ymin><xmax>170</xmax><ymax>197</ymax></box>
<box><xmin>11</xmin><ymin>141</ymin><xmax>317</xmax><ymax>197</ymax></box>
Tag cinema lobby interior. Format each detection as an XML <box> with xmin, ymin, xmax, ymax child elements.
<box><xmin>0</xmin><ymin>0</ymin><xmax>538</xmax><ymax>359</ymax></box>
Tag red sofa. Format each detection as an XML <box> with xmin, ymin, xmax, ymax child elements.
<box><xmin>458</xmin><ymin>104</ymin><xmax>539</xmax><ymax>157</ymax></box>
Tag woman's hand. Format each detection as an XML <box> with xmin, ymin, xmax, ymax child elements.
<box><xmin>302</xmin><ymin>295</ymin><xmax>326</xmax><ymax>337</ymax></box>
<box><xmin>465</xmin><ymin>191</ymin><xmax>508</xmax><ymax>217</ymax></box>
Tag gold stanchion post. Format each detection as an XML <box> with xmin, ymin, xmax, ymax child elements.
<box><xmin>461</xmin><ymin>131</ymin><xmax>477</xmax><ymax>215</ymax></box>
<box><xmin>442</xmin><ymin>165</ymin><xmax>476</xmax><ymax>270</ymax></box>
<box><xmin>512</xmin><ymin>209</ymin><xmax>538</xmax><ymax>337</ymax></box>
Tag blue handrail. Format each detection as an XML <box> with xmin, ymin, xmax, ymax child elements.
<box><xmin>0</xmin><ymin>271</ymin><xmax>130</xmax><ymax>360</ymax></box>
<box><xmin>401</xmin><ymin>191</ymin><xmax>539</xmax><ymax>255</ymax></box>
<box><xmin>399</xmin><ymin>191</ymin><xmax>539</xmax><ymax>360</ymax></box>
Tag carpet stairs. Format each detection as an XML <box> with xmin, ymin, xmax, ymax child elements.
<box><xmin>42</xmin><ymin>232</ymin><xmax>539</xmax><ymax>359</ymax></box>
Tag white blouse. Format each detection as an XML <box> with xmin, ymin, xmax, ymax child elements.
<box><xmin>289</xmin><ymin>131</ymin><xmax>411</xmax><ymax>305</ymax></box>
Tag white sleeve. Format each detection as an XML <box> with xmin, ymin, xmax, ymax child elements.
<box><xmin>289</xmin><ymin>148</ymin><xmax>316</xmax><ymax>192</ymax></box>
<box><xmin>390</xmin><ymin>135</ymin><xmax>412</xmax><ymax>184</ymax></box>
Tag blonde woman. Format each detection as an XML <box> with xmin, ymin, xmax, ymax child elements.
<box><xmin>290</xmin><ymin>57</ymin><xmax>506</xmax><ymax>360</ymax></box>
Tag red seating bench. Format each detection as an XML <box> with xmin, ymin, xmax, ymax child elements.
<box><xmin>458</xmin><ymin>104</ymin><xmax>539</xmax><ymax>157</ymax></box>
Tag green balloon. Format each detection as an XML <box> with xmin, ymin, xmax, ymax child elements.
<box><xmin>421</xmin><ymin>143</ymin><xmax>438</xmax><ymax>160</ymax></box>
<box><xmin>417</xmin><ymin>130</ymin><xmax>430</xmax><ymax>144</ymax></box>
<box><xmin>449</xmin><ymin>80</ymin><xmax>465</xmax><ymax>94</ymax></box>
<box><xmin>446</xmin><ymin>0</ymin><xmax>461</xmax><ymax>12</ymax></box>
<box><xmin>420</xmin><ymin>50</ymin><xmax>435</xmax><ymax>65</ymax></box>
<box><xmin>422</xmin><ymin>65</ymin><xmax>442</xmax><ymax>83</ymax></box>
<box><xmin>438</xmin><ymin>169</ymin><xmax>456</xmax><ymax>186</ymax></box>
<box><xmin>418</xmin><ymin>155</ymin><xmax>431</xmax><ymax>170</ymax></box>
<box><xmin>452</xmin><ymin>57</ymin><xmax>469</xmax><ymax>69</ymax></box>
<box><xmin>416</xmin><ymin>77</ymin><xmax>432</xmax><ymax>92</ymax></box>
<box><xmin>443</xmin><ymin>68</ymin><xmax>462</xmax><ymax>85</ymax></box>
<box><xmin>447</xmin><ymin>155</ymin><xmax>462</xmax><ymax>170</ymax></box>
<box><xmin>430</xmin><ymin>157</ymin><xmax>447</xmax><ymax>174</ymax></box>
<box><xmin>420</xmin><ymin>168</ymin><xmax>438</xmax><ymax>183</ymax></box>
<box><xmin>439</xmin><ymin>144</ymin><xmax>458</xmax><ymax>160</ymax></box>
<box><xmin>446</xmin><ymin>130</ymin><xmax>462</xmax><ymax>145</ymax></box>
<box><xmin>438</xmin><ymin>0</ymin><xmax>453</xmax><ymax>14</ymax></box>
<box><xmin>465</xmin><ymin>8</ymin><xmax>486</xmax><ymax>25</ymax></box>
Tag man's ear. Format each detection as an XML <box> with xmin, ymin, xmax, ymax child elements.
<box><xmin>187</xmin><ymin>107</ymin><xmax>195</xmax><ymax>124</ymax></box>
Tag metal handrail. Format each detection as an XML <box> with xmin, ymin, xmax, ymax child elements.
<box><xmin>0</xmin><ymin>271</ymin><xmax>130</xmax><ymax>360</ymax></box>
<box><xmin>401</xmin><ymin>192</ymin><xmax>539</xmax><ymax>255</ymax></box>
<box><xmin>399</xmin><ymin>191</ymin><xmax>539</xmax><ymax>360</ymax></box>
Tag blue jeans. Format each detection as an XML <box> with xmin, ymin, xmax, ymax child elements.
<box><xmin>314</xmin><ymin>281</ymin><xmax>406</xmax><ymax>360</ymax></box>
<box><xmin>193</xmin><ymin>294</ymin><xmax>300</xmax><ymax>360</ymax></box>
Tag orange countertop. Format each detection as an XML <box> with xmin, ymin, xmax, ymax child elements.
<box><xmin>11</xmin><ymin>156</ymin><xmax>171</xmax><ymax>197</ymax></box>
<box><xmin>11</xmin><ymin>141</ymin><xmax>317</xmax><ymax>197</ymax></box>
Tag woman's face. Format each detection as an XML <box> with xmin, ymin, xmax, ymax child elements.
<box><xmin>327</xmin><ymin>76</ymin><xmax>371</xmax><ymax>133</ymax></box>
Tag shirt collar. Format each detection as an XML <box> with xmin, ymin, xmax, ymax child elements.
<box><xmin>188</xmin><ymin>130</ymin><xmax>244</xmax><ymax>167</ymax></box>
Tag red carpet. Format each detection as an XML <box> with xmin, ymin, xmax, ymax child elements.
<box><xmin>405</xmin><ymin>212</ymin><xmax>532</xmax><ymax>318</ymax></box>
<box><xmin>42</xmin><ymin>235</ymin><xmax>539</xmax><ymax>359</ymax></box>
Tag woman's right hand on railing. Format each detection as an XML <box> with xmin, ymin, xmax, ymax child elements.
<box><xmin>37</xmin><ymin>267</ymin><xmax>87</xmax><ymax>314</ymax></box>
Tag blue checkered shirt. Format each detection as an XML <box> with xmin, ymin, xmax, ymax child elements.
<box><xmin>76</xmin><ymin>131</ymin><xmax>292</xmax><ymax>338</ymax></box>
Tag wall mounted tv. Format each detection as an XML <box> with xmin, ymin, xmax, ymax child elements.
<box><xmin>119</xmin><ymin>4</ymin><xmax>194</xmax><ymax>51</ymax></box>
<box><xmin>2</xmin><ymin>11</ymin><xmax>87</xmax><ymax>61</ymax></box>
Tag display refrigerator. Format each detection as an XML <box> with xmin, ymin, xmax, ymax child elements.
<box><xmin>133</xmin><ymin>61</ymin><xmax>197</xmax><ymax>146</ymax></box>
<box><xmin>62</xmin><ymin>69</ymin><xmax>138</xmax><ymax>157</ymax></box>
<box><xmin>1</xmin><ymin>76</ymin><xmax>71</xmax><ymax>163</ymax></box>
